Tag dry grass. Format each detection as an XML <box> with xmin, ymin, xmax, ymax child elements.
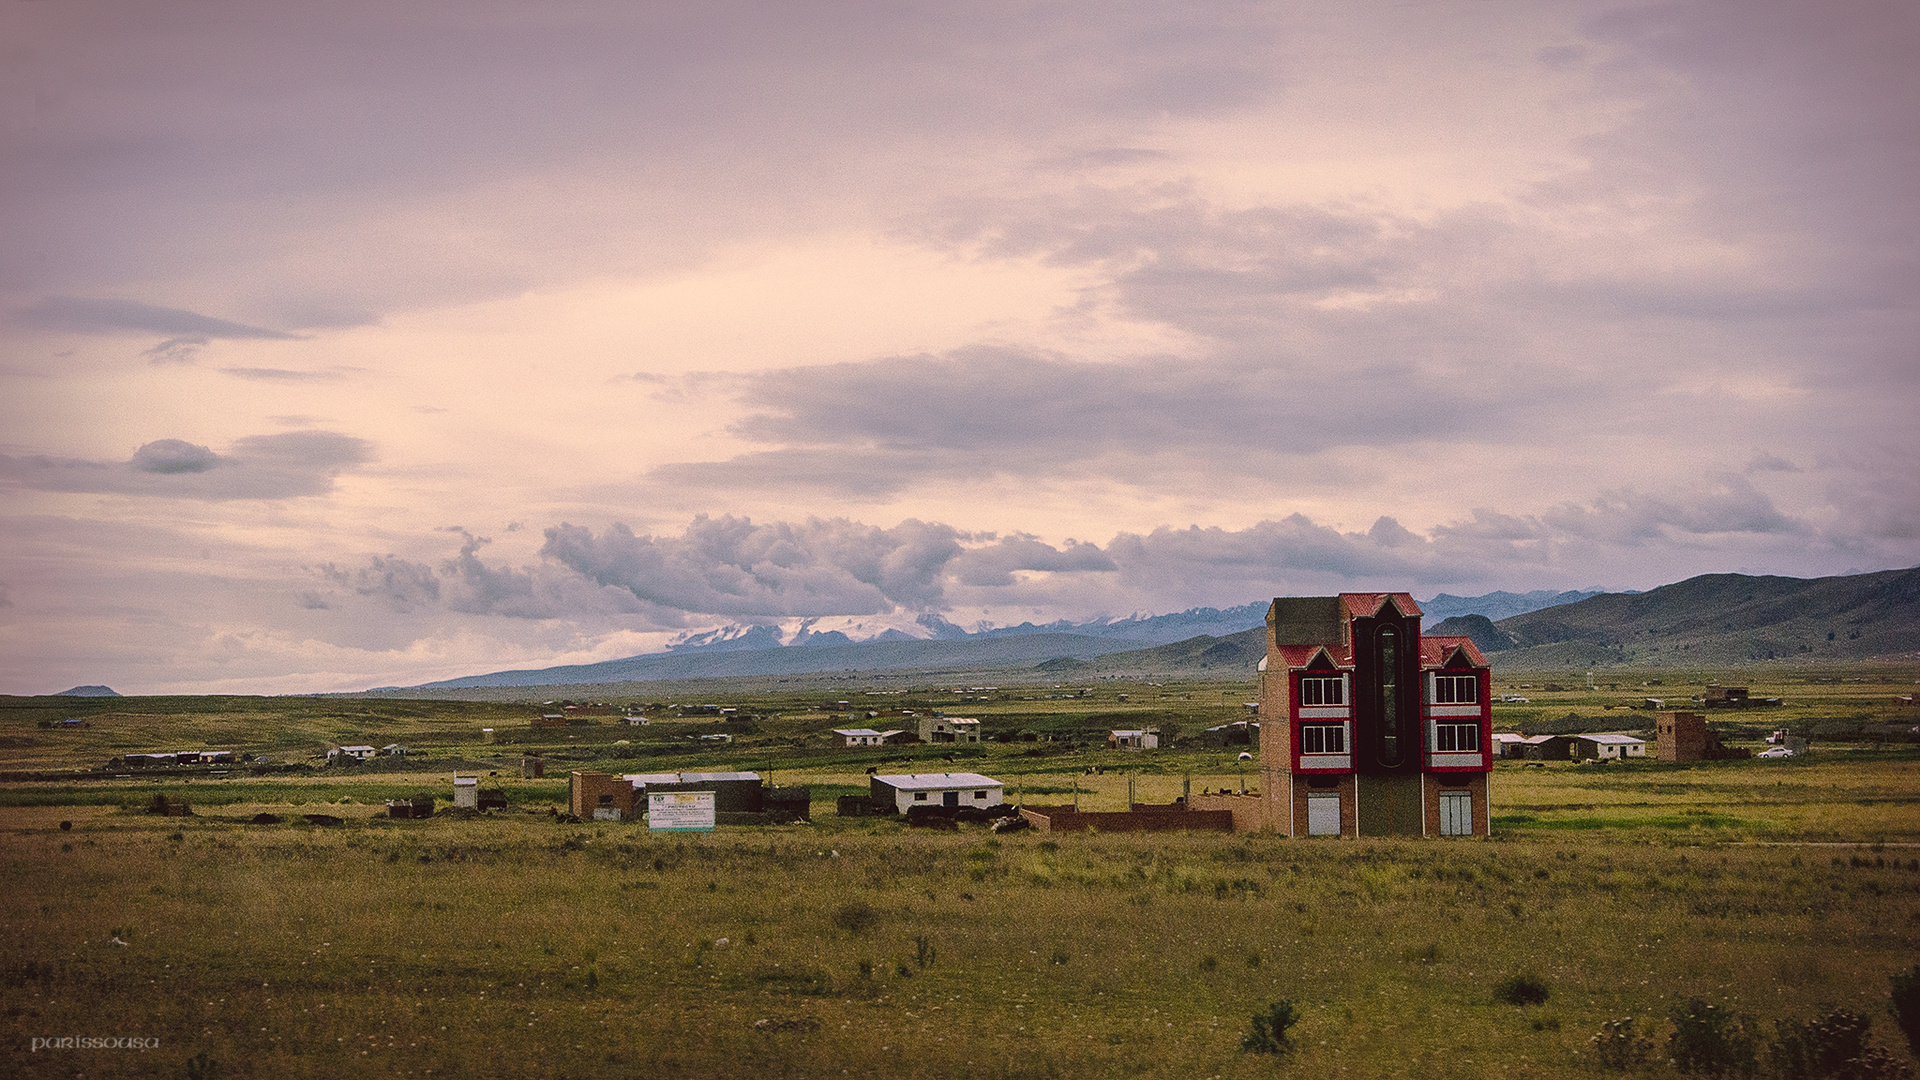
<box><xmin>3</xmin><ymin>804</ymin><xmax>1917</xmax><ymax>1079</ymax></box>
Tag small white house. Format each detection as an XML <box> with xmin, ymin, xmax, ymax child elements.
<box><xmin>1108</xmin><ymin>729</ymin><xmax>1160</xmax><ymax>750</ymax></box>
<box><xmin>919</xmin><ymin>717</ymin><xmax>981</xmax><ymax>744</ymax></box>
<box><xmin>870</xmin><ymin>772</ymin><xmax>1004</xmax><ymax>813</ymax></box>
<box><xmin>833</xmin><ymin>728</ymin><xmax>905</xmax><ymax>747</ymax></box>
<box><xmin>1573</xmin><ymin>733</ymin><xmax>1648</xmax><ymax>761</ymax></box>
<box><xmin>1492</xmin><ymin>733</ymin><xmax>1548</xmax><ymax>759</ymax></box>
<box><xmin>452</xmin><ymin>776</ymin><xmax>478</xmax><ymax>809</ymax></box>
<box><xmin>328</xmin><ymin>745</ymin><xmax>377</xmax><ymax>762</ymax></box>
<box><xmin>625</xmin><ymin>716</ymin><xmax>650</xmax><ymax>726</ymax></box>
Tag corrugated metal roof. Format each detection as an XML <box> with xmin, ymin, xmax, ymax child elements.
<box><xmin>873</xmin><ymin>772</ymin><xmax>1003</xmax><ymax>789</ymax></box>
<box><xmin>1577</xmin><ymin>734</ymin><xmax>1646</xmax><ymax>744</ymax></box>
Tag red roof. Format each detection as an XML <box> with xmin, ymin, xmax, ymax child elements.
<box><xmin>1339</xmin><ymin>592</ymin><xmax>1423</xmax><ymax>620</ymax></box>
<box><xmin>1271</xmin><ymin>643</ymin><xmax>1349</xmax><ymax>669</ymax></box>
<box><xmin>1420</xmin><ymin>636</ymin><xmax>1489</xmax><ymax>668</ymax></box>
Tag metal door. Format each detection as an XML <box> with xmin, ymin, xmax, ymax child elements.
<box><xmin>1306</xmin><ymin>792</ymin><xmax>1341</xmax><ymax>836</ymax></box>
<box><xmin>1439</xmin><ymin>790</ymin><xmax>1472</xmax><ymax>836</ymax></box>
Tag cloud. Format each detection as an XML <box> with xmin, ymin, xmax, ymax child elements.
<box><xmin>218</xmin><ymin>367</ymin><xmax>346</xmax><ymax>382</ymax></box>
<box><xmin>541</xmin><ymin>515</ymin><xmax>965</xmax><ymax>618</ymax></box>
<box><xmin>323</xmin><ymin>554</ymin><xmax>441</xmax><ymax>613</ymax></box>
<box><xmin>19</xmin><ymin>296</ymin><xmax>300</xmax><ymax>340</ymax></box>
<box><xmin>1541</xmin><ymin>476</ymin><xmax>1807</xmax><ymax>544</ymax></box>
<box><xmin>0</xmin><ymin>430</ymin><xmax>374</xmax><ymax>500</ymax></box>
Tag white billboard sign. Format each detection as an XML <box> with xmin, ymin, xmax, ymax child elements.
<box><xmin>648</xmin><ymin>791</ymin><xmax>716</xmax><ymax>832</ymax></box>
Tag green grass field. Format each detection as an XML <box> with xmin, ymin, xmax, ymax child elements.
<box><xmin>3</xmin><ymin>669</ymin><xmax>1917</xmax><ymax>1078</ymax></box>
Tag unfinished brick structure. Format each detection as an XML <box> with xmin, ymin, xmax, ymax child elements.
<box><xmin>569</xmin><ymin>771</ymin><xmax>642</xmax><ymax>820</ymax></box>
<box><xmin>1655</xmin><ymin>711</ymin><xmax>1749</xmax><ymax>761</ymax></box>
<box><xmin>1256</xmin><ymin>593</ymin><xmax>1493</xmax><ymax>837</ymax></box>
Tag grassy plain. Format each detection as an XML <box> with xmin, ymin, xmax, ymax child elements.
<box><xmin>3</xmin><ymin>667</ymin><xmax>1918</xmax><ymax>1078</ymax></box>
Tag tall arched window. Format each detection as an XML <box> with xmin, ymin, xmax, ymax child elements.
<box><xmin>1377</xmin><ymin>626</ymin><xmax>1401</xmax><ymax>767</ymax></box>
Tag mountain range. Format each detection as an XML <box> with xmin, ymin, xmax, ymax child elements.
<box><xmin>383</xmin><ymin>570</ymin><xmax>1917</xmax><ymax>692</ymax></box>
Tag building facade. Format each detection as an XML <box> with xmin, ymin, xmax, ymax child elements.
<box><xmin>1256</xmin><ymin>593</ymin><xmax>1492</xmax><ymax>837</ymax></box>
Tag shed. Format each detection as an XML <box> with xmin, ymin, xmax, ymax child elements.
<box><xmin>918</xmin><ymin>717</ymin><xmax>982</xmax><ymax>744</ymax></box>
<box><xmin>329</xmin><ymin>745</ymin><xmax>376</xmax><ymax>762</ymax></box>
<box><xmin>1571</xmin><ymin>733</ymin><xmax>1648</xmax><ymax>761</ymax></box>
<box><xmin>1108</xmin><ymin>729</ymin><xmax>1160</xmax><ymax>750</ymax></box>
<box><xmin>832</xmin><ymin>728</ymin><xmax>906</xmax><ymax>747</ymax></box>
<box><xmin>870</xmin><ymin>772</ymin><xmax>1004</xmax><ymax>814</ymax></box>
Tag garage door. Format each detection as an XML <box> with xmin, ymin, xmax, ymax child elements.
<box><xmin>1306</xmin><ymin>792</ymin><xmax>1341</xmax><ymax>836</ymax></box>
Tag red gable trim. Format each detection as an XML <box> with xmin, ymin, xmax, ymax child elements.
<box><xmin>1420</xmin><ymin>636</ymin><xmax>1489</xmax><ymax>668</ymax></box>
<box><xmin>1339</xmin><ymin>592</ymin><xmax>1424</xmax><ymax>620</ymax></box>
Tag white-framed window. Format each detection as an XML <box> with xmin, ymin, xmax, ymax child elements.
<box><xmin>1431</xmin><ymin>674</ymin><xmax>1479</xmax><ymax>704</ymax></box>
<box><xmin>1299</xmin><ymin>723</ymin><xmax>1346</xmax><ymax>755</ymax></box>
<box><xmin>1433</xmin><ymin>722</ymin><xmax>1480</xmax><ymax>753</ymax></box>
<box><xmin>1299</xmin><ymin>675</ymin><xmax>1345</xmax><ymax>707</ymax></box>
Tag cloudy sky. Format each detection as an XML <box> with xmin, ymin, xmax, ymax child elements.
<box><xmin>2</xmin><ymin>1</ymin><xmax>1915</xmax><ymax>695</ymax></box>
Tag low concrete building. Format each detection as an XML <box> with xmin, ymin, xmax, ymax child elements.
<box><xmin>569</xmin><ymin>770</ymin><xmax>799</xmax><ymax>822</ymax></box>
<box><xmin>918</xmin><ymin>717</ymin><xmax>982</xmax><ymax>744</ymax></box>
<box><xmin>832</xmin><ymin>728</ymin><xmax>907</xmax><ymax>747</ymax></box>
<box><xmin>452</xmin><ymin>776</ymin><xmax>478</xmax><ymax>809</ymax></box>
<box><xmin>328</xmin><ymin>745</ymin><xmax>376</xmax><ymax>762</ymax></box>
<box><xmin>1108</xmin><ymin>729</ymin><xmax>1160</xmax><ymax>750</ymax></box>
<box><xmin>870</xmin><ymin>772</ymin><xmax>1003</xmax><ymax>814</ymax></box>
<box><xmin>1492</xmin><ymin>733</ymin><xmax>1547</xmax><ymax>759</ymax></box>
<box><xmin>1572</xmin><ymin>733</ymin><xmax>1648</xmax><ymax>761</ymax></box>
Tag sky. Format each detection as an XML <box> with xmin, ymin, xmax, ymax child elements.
<box><xmin>2</xmin><ymin>0</ymin><xmax>1916</xmax><ymax>695</ymax></box>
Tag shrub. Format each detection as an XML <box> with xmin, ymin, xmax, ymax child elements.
<box><xmin>831</xmin><ymin>901</ymin><xmax>878</xmax><ymax>934</ymax></box>
<box><xmin>1590</xmin><ymin>1017</ymin><xmax>1654</xmax><ymax>1071</ymax></box>
<box><xmin>1241</xmin><ymin>1000</ymin><xmax>1301</xmax><ymax>1054</ymax></box>
<box><xmin>1667</xmin><ymin>998</ymin><xmax>1759</xmax><ymax>1076</ymax></box>
<box><xmin>1893</xmin><ymin>965</ymin><xmax>1920</xmax><ymax>1059</ymax></box>
<box><xmin>1494</xmin><ymin>973</ymin><xmax>1551</xmax><ymax>1006</ymax></box>
<box><xmin>1772</xmin><ymin>1009</ymin><xmax>1911</xmax><ymax>1080</ymax></box>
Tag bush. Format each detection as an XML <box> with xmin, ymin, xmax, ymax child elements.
<box><xmin>1590</xmin><ymin>1017</ymin><xmax>1654</xmax><ymax>1071</ymax></box>
<box><xmin>831</xmin><ymin>901</ymin><xmax>878</xmax><ymax>934</ymax></box>
<box><xmin>1241</xmin><ymin>1000</ymin><xmax>1301</xmax><ymax>1054</ymax></box>
<box><xmin>1772</xmin><ymin>1009</ymin><xmax>1910</xmax><ymax>1080</ymax></box>
<box><xmin>1668</xmin><ymin>998</ymin><xmax>1759</xmax><ymax>1076</ymax></box>
<box><xmin>1893</xmin><ymin>965</ymin><xmax>1920</xmax><ymax>1059</ymax></box>
<box><xmin>1494</xmin><ymin>973</ymin><xmax>1551</xmax><ymax>1006</ymax></box>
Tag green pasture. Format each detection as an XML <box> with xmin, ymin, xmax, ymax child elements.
<box><xmin>3</xmin><ymin>806</ymin><xmax>1916</xmax><ymax>1079</ymax></box>
<box><xmin>3</xmin><ymin>666</ymin><xmax>1918</xmax><ymax>1077</ymax></box>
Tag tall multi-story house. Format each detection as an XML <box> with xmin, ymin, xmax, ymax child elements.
<box><xmin>1256</xmin><ymin>593</ymin><xmax>1492</xmax><ymax>837</ymax></box>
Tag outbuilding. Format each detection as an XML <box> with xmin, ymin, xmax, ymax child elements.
<box><xmin>918</xmin><ymin>717</ymin><xmax>982</xmax><ymax>744</ymax></box>
<box><xmin>1108</xmin><ymin>729</ymin><xmax>1160</xmax><ymax>750</ymax></box>
<box><xmin>869</xmin><ymin>772</ymin><xmax>1004</xmax><ymax>814</ymax></box>
<box><xmin>1572</xmin><ymin>733</ymin><xmax>1648</xmax><ymax>761</ymax></box>
<box><xmin>833</xmin><ymin>728</ymin><xmax>906</xmax><ymax>747</ymax></box>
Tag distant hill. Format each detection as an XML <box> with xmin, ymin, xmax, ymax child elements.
<box><xmin>380</xmin><ymin>569</ymin><xmax>1917</xmax><ymax>692</ymax></box>
<box><xmin>54</xmin><ymin>685</ymin><xmax>120</xmax><ymax>697</ymax></box>
<box><xmin>1420</xmin><ymin>589</ymin><xmax>1606</xmax><ymax>621</ymax></box>
<box><xmin>1485</xmin><ymin>568</ymin><xmax>1920</xmax><ymax>668</ymax></box>
<box><xmin>407</xmin><ymin>633</ymin><xmax>1152</xmax><ymax>689</ymax></box>
<box><xmin>1428</xmin><ymin>614</ymin><xmax>1518</xmax><ymax>654</ymax></box>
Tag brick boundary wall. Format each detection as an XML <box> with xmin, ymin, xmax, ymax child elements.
<box><xmin>1017</xmin><ymin>804</ymin><xmax>1236</xmax><ymax>835</ymax></box>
